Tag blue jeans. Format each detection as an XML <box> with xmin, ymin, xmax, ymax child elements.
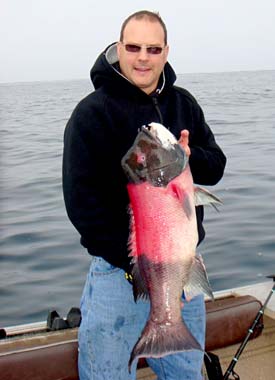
<box><xmin>78</xmin><ymin>257</ymin><xmax>206</xmax><ymax>380</ymax></box>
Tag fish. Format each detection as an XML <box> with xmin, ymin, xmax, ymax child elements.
<box><xmin>121</xmin><ymin>122</ymin><xmax>222</xmax><ymax>372</ymax></box>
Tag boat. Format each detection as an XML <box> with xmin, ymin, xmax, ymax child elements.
<box><xmin>0</xmin><ymin>279</ymin><xmax>274</xmax><ymax>380</ymax></box>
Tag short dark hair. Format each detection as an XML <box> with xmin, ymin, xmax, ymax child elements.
<box><xmin>119</xmin><ymin>10</ymin><xmax>167</xmax><ymax>45</ymax></box>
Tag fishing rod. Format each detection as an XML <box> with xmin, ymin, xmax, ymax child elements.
<box><xmin>223</xmin><ymin>274</ymin><xmax>275</xmax><ymax>380</ymax></box>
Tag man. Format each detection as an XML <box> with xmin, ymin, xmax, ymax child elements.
<box><xmin>63</xmin><ymin>10</ymin><xmax>226</xmax><ymax>380</ymax></box>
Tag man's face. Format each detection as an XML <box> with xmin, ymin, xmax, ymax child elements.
<box><xmin>117</xmin><ymin>18</ymin><xmax>169</xmax><ymax>95</ymax></box>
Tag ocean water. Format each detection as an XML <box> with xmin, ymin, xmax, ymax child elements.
<box><xmin>0</xmin><ymin>70</ymin><xmax>274</xmax><ymax>327</ymax></box>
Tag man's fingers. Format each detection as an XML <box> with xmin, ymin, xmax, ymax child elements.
<box><xmin>179</xmin><ymin>129</ymin><xmax>191</xmax><ymax>156</ymax></box>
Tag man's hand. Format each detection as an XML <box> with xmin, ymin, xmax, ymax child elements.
<box><xmin>178</xmin><ymin>129</ymin><xmax>191</xmax><ymax>157</ymax></box>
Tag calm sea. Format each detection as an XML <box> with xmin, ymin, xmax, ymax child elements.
<box><xmin>0</xmin><ymin>70</ymin><xmax>275</xmax><ymax>327</ymax></box>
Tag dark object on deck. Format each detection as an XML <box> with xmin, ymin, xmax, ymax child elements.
<box><xmin>67</xmin><ymin>307</ymin><xmax>81</xmax><ymax>328</ymax></box>
<box><xmin>51</xmin><ymin>317</ymin><xmax>69</xmax><ymax>331</ymax></box>
<box><xmin>204</xmin><ymin>352</ymin><xmax>223</xmax><ymax>380</ymax></box>
<box><xmin>47</xmin><ymin>309</ymin><xmax>69</xmax><ymax>331</ymax></box>
<box><xmin>47</xmin><ymin>310</ymin><xmax>61</xmax><ymax>330</ymax></box>
<box><xmin>46</xmin><ymin>308</ymin><xmax>81</xmax><ymax>331</ymax></box>
<box><xmin>0</xmin><ymin>329</ymin><xmax>7</xmax><ymax>340</ymax></box>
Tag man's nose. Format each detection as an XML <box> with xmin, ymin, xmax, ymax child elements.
<box><xmin>137</xmin><ymin>47</ymin><xmax>149</xmax><ymax>60</ymax></box>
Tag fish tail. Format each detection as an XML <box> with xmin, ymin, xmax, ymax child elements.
<box><xmin>128</xmin><ymin>318</ymin><xmax>202</xmax><ymax>373</ymax></box>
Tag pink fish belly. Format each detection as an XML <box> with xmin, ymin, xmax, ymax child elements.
<box><xmin>127</xmin><ymin>169</ymin><xmax>198</xmax><ymax>264</ymax></box>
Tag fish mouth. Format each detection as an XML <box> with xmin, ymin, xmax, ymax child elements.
<box><xmin>142</xmin><ymin>161</ymin><xmax>178</xmax><ymax>174</ymax></box>
<box><xmin>141</xmin><ymin>124</ymin><xmax>178</xmax><ymax>149</ymax></box>
<box><xmin>141</xmin><ymin>124</ymin><xmax>167</xmax><ymax>144</ymax></box>
<box><xmin>140</xmin><ymin>125</ymin><xmax>160</xmax><ymax>142</ymax></box>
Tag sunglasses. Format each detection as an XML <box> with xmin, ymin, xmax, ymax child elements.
<box><xmin>122</xmin><ymin>43</ymin><xmax>164</xmax><ymax>55</ymax></box>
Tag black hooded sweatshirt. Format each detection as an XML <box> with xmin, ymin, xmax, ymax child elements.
<box><xmin>62</xmin><ymin>43</ymin><xmax>226</xmax><ymax>272</ymax></box>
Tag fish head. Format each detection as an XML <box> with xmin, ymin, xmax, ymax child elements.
<box><xmin>121</xmin><ymin>122</ymin><xmax>188</xmax><ymax>186</ymax></box>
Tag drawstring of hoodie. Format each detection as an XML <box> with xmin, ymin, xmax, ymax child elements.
<box><xmin>152</xmin><ymin>96</ymin><xmax>164</xmax><ymax>125</ymax></box>
<box><xmin>151</xmin><ymin>72</ymin><xmax>165</xmax><ymax>125</ymax></box>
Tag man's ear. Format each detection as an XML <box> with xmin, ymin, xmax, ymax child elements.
<box><xmin>116</xmin><ymin>42</ymin><xmax>122</xmax><ymax>59</ymax></box>
<box><xmin>164</xmin><ymin>45</ymin><xmax>169</xmax><ymax>63</ymax></box>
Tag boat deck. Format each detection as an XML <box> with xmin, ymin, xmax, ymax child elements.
<box><xmin>207</xmin><ymin>280</ymin><xmax>275</xmax><ymax>380</ymax></box>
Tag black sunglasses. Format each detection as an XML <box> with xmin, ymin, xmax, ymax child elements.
<box><xmin>122</xmin><ymin>43</ymin><xmax>164</xmax><ymax>55</ymax></box>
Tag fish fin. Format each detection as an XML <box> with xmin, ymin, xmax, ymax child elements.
<box><xmin>127</xmin><ymin>205</ymin><xmax>138</xmax><ymax>258</ymax></box>
<box><xmin>194</xmin><ymin>187</ymin><xmax>222</xmax><ymax>211</ymax></box>
<box><xmin>132</xmin><ymin>261</ymin><xmax>149</xmax><ymax>302</ymax></box>
<box><xmin>128</xmin><ymin>318</ymin><xmax>202</xmax><ymax>373</ymax></box>
<box><xmin>184</xmin><ymin>254</ymin><xmax>214</xmax><ymax>300</ymax></box>
<box><xmin>127</xmin><ymin>206</ymin><xmax>149</xmax><ymax>301</ymax></box>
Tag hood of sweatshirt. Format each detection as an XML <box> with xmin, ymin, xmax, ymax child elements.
<box><xmin>90</xmin><ymin>42</ymin><xmax>177</xmax><ymax>96</ymax></box>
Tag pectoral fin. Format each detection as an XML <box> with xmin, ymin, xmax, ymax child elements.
<box><xmin>194</xmin><ymin>187</ymin><xmax>222</xmax><ymax>211</ymax></box>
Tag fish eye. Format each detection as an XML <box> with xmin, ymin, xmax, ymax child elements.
<box><xmin>137</xmin><ymin>153</ymin><xmax>146</xmax><ymax>164</ymax></box>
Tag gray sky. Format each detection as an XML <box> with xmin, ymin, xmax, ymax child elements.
<box><xmin>1</xmin><ymin>0</ymin><xmax>275</xmax><ymax>83</ymax></box>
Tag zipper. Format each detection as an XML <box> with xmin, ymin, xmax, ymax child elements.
<box><xmin>152</xmin><ymin>96</ymin><xmax>164</xmax><ymax>125</ymax></box>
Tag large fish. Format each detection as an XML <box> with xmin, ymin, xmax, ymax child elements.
<box><xmin>121</xmin><ymin>122</ymin><xmax>222</xmax><ymax>372</ymax></box>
